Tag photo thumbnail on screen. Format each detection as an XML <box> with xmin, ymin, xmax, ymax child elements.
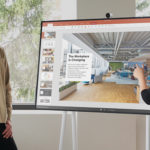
<box><xmin>59</xmin><ymin>31</ymin><xmax>150</xmax><ymax>104</ymax></box>
<box><xmin>37</xmin><ymin>31</ymin><xmax>56</xmax><ymax>105</ymax></box>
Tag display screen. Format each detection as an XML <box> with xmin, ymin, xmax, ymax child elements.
<box><xmin>36</xmin><ymin>18</ymin><xmax>150</xmax><ymax>114</ymax></box>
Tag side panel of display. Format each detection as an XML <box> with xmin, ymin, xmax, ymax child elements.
<box><xmin>36</xmin><ymin>23</ymin><xmax>55</xmax><ymax>106</ymax></box>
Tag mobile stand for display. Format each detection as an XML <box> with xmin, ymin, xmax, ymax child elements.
<box><xmin>58</xmin><ymin>112</ymin><xmax>150</xmax><ymax>150</ymax></box>
<box><xmin>59</xmin><ymin>111</ymin><xmax>78</xmax><ymax>150</ymax></box>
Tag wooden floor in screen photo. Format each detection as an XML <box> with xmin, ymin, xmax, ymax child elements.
<box><xmin>61</xmin><ymin>82</ymin><xmax>139</xmax><ymax>103</ymax></box>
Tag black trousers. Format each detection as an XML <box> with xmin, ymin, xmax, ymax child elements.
<box><xmin>0</xmin><ymin>123</ymin><xmax>18</xmax><ymax>150</ymax></box>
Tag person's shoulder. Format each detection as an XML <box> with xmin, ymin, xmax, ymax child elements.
<box><xmin>0</xmin><ymin>47</ymin><xmax>5</xmax><ymax>58</ymax></box>
<box><xmin>0</xmin><ymin>47</ymin><xmax>4</xmax><ymax>51</ymax></box>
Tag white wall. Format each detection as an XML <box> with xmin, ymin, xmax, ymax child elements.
<box><xmin>12</xmin><ymin>111</ymin><xmax>72</xmax><ymax>150</ymax></box>
<box><xmin>59</xmin><ymin>0</ymin><xmax>135</xmax><ymax>20</ymax></box>
<box><xmin>12</xmin><ymin>111</ymin><xmax>145</xmax><ymax>150</ymax></box>
<box><xmin>136</xmin><ymin>115</ymin><xmax>146</xmax><ymax>150</ymax></box>
<box><xmin>60</xmin><ymin>0</ymin><xmax>77</xmax><ymax>20</ymax></box>
<box><xmin>78</xmin><ymin>112</ymin><xmax>136</xmax><ymax>150</ymax></box>
<box><xmin>77</xmin><ymin>0</ymin><xmax>135</xmax><ymax>19</ymax></box>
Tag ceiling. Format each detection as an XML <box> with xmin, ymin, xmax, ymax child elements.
<box><xmin>74</xmin><ymin>31</ymin><xmax>150</xmax><ymax>62</ymax></box>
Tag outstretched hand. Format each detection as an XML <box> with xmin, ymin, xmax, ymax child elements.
<box><xmin>133</xmin><ymin>64</ymin><xmax>145</xmax><ymax>80</ymax></box>
<box><xmin>133</xmin><ymin>64</ymin><xmax>148</xmax><ymax>91</ymax></box>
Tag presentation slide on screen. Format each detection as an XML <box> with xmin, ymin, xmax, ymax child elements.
<box><xmin>36</xmin><ymin>18</ymin><xmax>150</xmax><ymax>110</ymax></box>
<box><xmin>59</xmin><ymin>32</ymin><xmax>146</xmax><ymax>104</ymax></box>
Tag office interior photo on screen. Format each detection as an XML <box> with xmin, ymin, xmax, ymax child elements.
<box><xmin>36</xmin><ymin>17</ymin><xmax>150</xmax><ymax>114</ymax></box>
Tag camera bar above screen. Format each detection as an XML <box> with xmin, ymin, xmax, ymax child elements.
<box><xmin>36</xmin><ymin>17</ymin><xmax>150</xmax><ymax>114</ymax></box>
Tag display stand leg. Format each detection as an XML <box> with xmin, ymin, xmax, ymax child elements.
<box><xmin>59</xmin><ymin>111</ymin><xmax>77</xmax><ymax>150</ymax></box>
<box><xmin>146</xmin><ymin>115</ymin><xmax>150</xmax><ymax>150</ymax></box>
<box><xmin>71</xmin><ymin>112</ymin><xmax>78</xmax><ymax>150</ymax></box>
<box><xmin>59</xmin><ymin>111</ymin><xmax>67</xmax><ymax>150</ymax></box>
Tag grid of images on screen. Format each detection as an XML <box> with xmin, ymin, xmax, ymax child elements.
<box><xmin>39</xmin><ymin>31</ymin><xmax>55</xmax><ymax>104</ymax></box>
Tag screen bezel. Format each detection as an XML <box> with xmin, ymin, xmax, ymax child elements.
<box><xmin>35</xmin><ymin>16</ymin><xmax>150</xmax><ymax>115</ymax></box>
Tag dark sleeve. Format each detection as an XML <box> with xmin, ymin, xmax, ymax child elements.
<box><xmin>141</xmin><ymin>88</ymin><xmax>150</xmax><ymax>105</ymax></box>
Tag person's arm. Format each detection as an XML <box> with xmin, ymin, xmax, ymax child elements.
<box><xmin>133</xmin><ymin>64</ymin><xmax>150</xmax><ymax>104</ymax></box>
<box><xmin>5</xmin><ymin>53</ymin><xmax>12</xmax><ymax>121</ymax></box>
<box><xmin>133</xmin><ymin>64</ymin><xmax>148</xmax><ymax>92</ymax></box>
<box><xmin>1</xmin><ymin>48</ymin><xmax>13</xmax><ymax>138</ymax></box>
<box><xmin>2</xmin><ymin>48</ymin><xmax>12</xmax><ymax>121</ymax></box>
